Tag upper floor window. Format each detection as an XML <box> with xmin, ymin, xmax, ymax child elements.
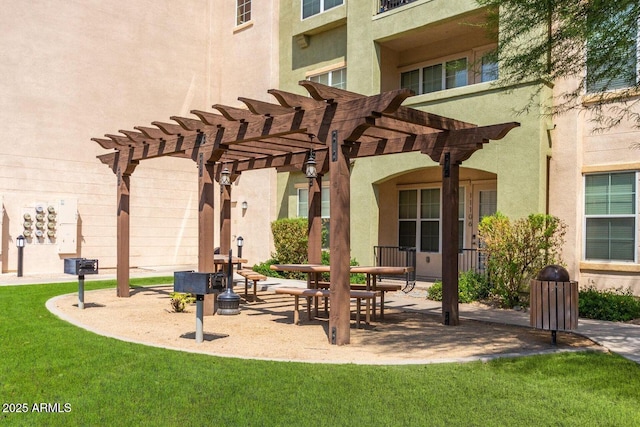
<box><xmin>400</xmin><ymin>49</ymin><xmax>497</xmax><ymax>95</ymax></box>
<box><xmin>237</xmin><ymin>0</ymin><xmax>251</xmax><ymax>26</ymax></box>
<box><xmin>308</xmin><ymin>67</ymin><xmax>346</xmax><ymax>89</ymax></box>
<box><xmin>586</xmin><ymin>5</ymin><xmax>638</xmax><ymax>93</ymax></box>
<box><xmin>584</xmin><ymin>172</ymin><xmax>637</xmax><ymax>262</ymax></box>
<box><xmin>302</xmin><ymin>0</ymin><xmax>343</xmax><ymax>19</ymax></box>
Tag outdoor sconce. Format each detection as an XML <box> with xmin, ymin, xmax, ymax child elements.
<box><xmin>220</xmin><ymin>166</ymin><xmax>231</xmax><ymax>186</ymax></box>
<box><xmin>305</xmin><ymin>150</ymin><xmax>317</xmax><ymax>185</ymax></box>
<box><xmin>241</xmin><ymin>201</ymin><xmax>248</xmax><ymax>210</ymax></box>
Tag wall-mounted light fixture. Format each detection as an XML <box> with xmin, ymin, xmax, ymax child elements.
<box><xmin>220</xmin><ymin>165</ymin><xmax>231</xmax><ymax>186</ymax></box>
<box><xmin>241</xmin><ymin>201</ymin><xmax>248</xmax><ymax>210</ymax></box>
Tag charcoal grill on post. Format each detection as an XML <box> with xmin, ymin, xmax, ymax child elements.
<box><xmin>174</xmin><ymin>270</ymin><xmax>224</xmax><ymax>343</ymax></box>
<box><xmin>64</xmin><ymin>258</ymin><xmax>99</xmax><ymax>309</ymax></box>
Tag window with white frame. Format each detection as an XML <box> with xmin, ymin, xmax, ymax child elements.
<box><xmin>584</xmin><ymin>172</ymin><xmax>637</xmax><ymax>262</ymax></box>
<box><xmin>298</xmin><ymin>187</ymin><xmax>330</xmax><ymax>248</ymax></box>
<box><xmin>302</xmin><ymin>0</ymin><xmax>343</xmax><ymax>19</ymax></box>
<box><xmin>586</xmin><ymin>4</ymin><xmax>638</xmax><ymax>93</ymax></box>
<box><xmin>398</xmin><ymin>187</ymin><xmax>465</xmax><ymax>252</ymax></box>
<box><xmin>237</xmin><ymin>0</ymin><xmax>251</xmax><ymax>26</ymax></box>
<box><xmin>401</xmin><ymin>47</ymin><xmax>499</xmax><ymax>95</ymax></box>
<box><xmin>308</xmin><ymin>67</ymin><xmax>346</xmax><ymax>89</ymax></box>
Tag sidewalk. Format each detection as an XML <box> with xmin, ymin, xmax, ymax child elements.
<box><xmin>3</xmin><ymin>267</ymin><xmax>639</xmax><ymax>365</ymax></box>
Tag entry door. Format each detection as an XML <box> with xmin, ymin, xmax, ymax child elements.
<box><xmin>471</xmin><ymin>185</ymin><xmax>497</xmax><ymax>249</ymax></box>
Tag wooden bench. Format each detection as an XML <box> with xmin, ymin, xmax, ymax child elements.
<box><xmin>274</xmin><ymin>287</ymin><xmax>376</xmax><ymax>328</ymax></box>
<box><xmin>314</xmin><ymin>282</ymin><xmax>401</xmax><ymax>319</ymax></box>
<box><xmin>237</xmin><ymin>269</ymin><xmax>267</xmax><ymax>301</ymax></box>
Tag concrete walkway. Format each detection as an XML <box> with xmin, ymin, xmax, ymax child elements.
<box><xmin>2</xmin><ymin>267</ymin><xmax>639</xmax><ymax>365</ymax></box>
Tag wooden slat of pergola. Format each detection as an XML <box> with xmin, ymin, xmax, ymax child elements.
<box><xmin>93</xmin><ymin>81</ymin><xmax>519</xmax><ymax>345</ymax></box>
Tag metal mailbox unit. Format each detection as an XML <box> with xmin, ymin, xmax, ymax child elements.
<box><xmin>173</xmin><ymin>271</ymin><xmax>225</xmax><ymax>343</ymax></box>
<box><xmin>64</xmin><ymin>258</ymin><xmax>99</xmax><ymax>309</ymax></box>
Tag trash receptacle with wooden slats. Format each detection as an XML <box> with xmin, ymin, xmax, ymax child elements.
<box><xmin>530</xmin><ymin>265</ymin><xmax>578</xmax><ymax>345</ymax></box>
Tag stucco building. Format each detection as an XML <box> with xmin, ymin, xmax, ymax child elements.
<box><xmin>2</xmin><ymin>1</ymin><xmax>638</xmax><ymax>295</ymax></box>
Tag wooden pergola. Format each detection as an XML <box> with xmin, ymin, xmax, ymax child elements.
<box><xmin>93</xmin><ymin>81</ymin><xmax>519</xmax><ymax>345</ymax></box>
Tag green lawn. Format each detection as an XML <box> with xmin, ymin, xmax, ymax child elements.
<box><xmin>1</xmin><ymin>280</ymin><xmax>639</xmax><ymax>426</ymax></box>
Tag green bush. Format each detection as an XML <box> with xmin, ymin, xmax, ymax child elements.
<box><xmin>426</xmin><ymin>271</ymin><xmax>490</xmax><ymax>303</ymax></box>
<box><xmin>320</xmin><ymin>250</ymin><xmax>366</xmax><ymax>284</ymax></box>
<box><xmin>271</xmin><ymin>218</ymin><xmax>308</xmax><ymax>264</ymax></box>
<box><xmin>251</xmin><ymin>259</ymin><xmax>284</xmax><ymax>278</ymax></box>
<box><xmin>479</xmin><ymin>213</ymin><xmax>566</xmax><ymax>308</ymax></box>
<box><xmin>169</xmin><ymin>292</ymin><xmax>195</xmax><ymax>313</ymax></box>
<box><xmin>579</xmin><ymin>286</ymin><xmax>640</xmax><ymax>322</ymax></box>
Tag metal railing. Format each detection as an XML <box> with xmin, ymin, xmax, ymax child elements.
<box><xmin>374</xmin><ymin>246</ymin><xmax>417</xmax><ymax>291</ymax></box>
<box><xmin>379</xmin><ymin>0</ymin><xmax>418</xmax><ymax>13</ymax></box>
<box><xmin>458</xmin><ymin>248</ymin><xmax>487</xmax><ymax>276</ymax></box>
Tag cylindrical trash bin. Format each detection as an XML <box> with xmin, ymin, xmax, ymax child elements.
<box><xmin>530</xmin><ymin>265</ymin><xmax>578</xmax><ymax>344</ymax></box>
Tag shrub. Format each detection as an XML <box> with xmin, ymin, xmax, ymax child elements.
<box><xmin>251</xmin><ymin>259</ymin><xmax>284</xmax><ymax>278</ymax></box>
<box><xmin>320</xmin><ymin>250</ymin><xmax>366</xmax><ymax>284</ymax></box>
<box><xmin>427</xmin><ymin>271</ymin><xmax>490</xmax><ymax>303</ymax></box>
<box><xmin>579</xmin><ymin>286</ymin><xmax>640</xmax><ymax>322</ymax></box>
<box><xmin>271</xmin><ymin>217</ymin><xmax>308</xmax><ymax>264</ymax></box>
<box><xmin>169</xmin><ymin>292</ymin><xmax>195</xmax><ymax>313</ymax></box>
<box><xmin>478</xmin><ymin>213</ymin><xmax>566</xmax><ymax>308</ymax></box>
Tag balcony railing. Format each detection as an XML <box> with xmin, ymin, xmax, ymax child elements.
<box><xmin>374</xmin><ymin>246</ymin><xmax>417</xmax><ymax>291</ymax></box>
<box><xmin>379</xmin><ymin>0</ymin><xmax>418</xmax><ymax>13</ymax></box>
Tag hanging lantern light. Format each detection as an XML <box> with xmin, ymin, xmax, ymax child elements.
<box><xmin>305</xmin><ymin>150</ymin><xmax>317</xmax><ymax>183</ymax></box>
<box><xmin>220</xmin><ymin>165</ymin><xmax>231</xmax><ymax>186</ymax></box>
<box><xmin>305</xmin><ymin>134</ymin><xmax>317</xmax><ymax>185</ymax></box>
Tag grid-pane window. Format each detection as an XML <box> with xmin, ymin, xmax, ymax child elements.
<box><xmin>423</xmin><ymin>64</ymin><xmax>443</xmax><ymax>93</ymax></box>
<box><xmin>298</xmin><ymin>187</ymin><xmax>331</xmax><ymax>249</ymax></box>
<box><xmin>401</xmin><ymin>69</ymin><xmax>420</xmax><ymax>94</ymax></box>
<box><xmin>236</xmin><ymin>0</ymin><xmax>251</xmax><ymax>25</ymax></box>
<box><xmin>585</xmin><ymin>172</ymin><xmax>636</xmax><ymax>261</ymax></box>
<box><xmin>445</xmin><ymin>58</ymin><xmax>467</xmax><ymax>89</ymax></box>
<box><xmin>586</xmin><ymin>5</ymin><xmax>638</xmax><ymax>93</ymax></box>
<box><xmin>481</xmin><ymin>53</ymin><xmax>498</xmax><ymax>82</ymax></box>
<box><xmin>479</xmin><ymin>190</ymin><xmax>497</xmax><ymax>219</ymax></box>
<box><xmin>309</xmin><ymin>68</ymin><xmax>346</xmax><ymax>89</ymax></box>
<box><xmin>398</xmin><ymin>190</ymin><xmax>418</xmax><ymax>247</ymax></box>
<box><xmin>302</xmin><ymin>0</ymin><xmax>343</xmax><ymax>19</ymax></box>
<box><xmin>420</xmin><ymin>188</ymin><xmax>440</xmax><ymax>252</ymax></box>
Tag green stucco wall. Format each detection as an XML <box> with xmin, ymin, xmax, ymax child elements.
<box><xmin>278</xmin><ymin>0</ymin><xmax>552</xmax><ymax>266</ymax></box>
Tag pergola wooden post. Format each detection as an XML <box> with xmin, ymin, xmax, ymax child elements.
<box><xmin>441</xmin><ymin>153</ymin><xmax>460</xmax><ymax>325</ymax></box>
<box><xmin>93</xmin><ymin>81</ymin><xmax>518</xmax><ymax>345</ymax></box>
<box><xmin>307</xmin><ymin>174</ymin><xmax>323</xmax><ymax>264</ymax></box>
<box><xmin>198</xmin><ymin>159</ymin><xmax>216</xmax><ymax>273</ymax></box>
<box><xmin>219</xmin><ymin>177</ymin><xmax>232</xmax><ymax>255</ymax></box>
<box><xmin>116</xmin><ymin>168</ymin><xmax>132</xmax><ymax>297</ymax></box>
<box><xmin>329</xmin><ymin>130</ymin><xmax>352</xmax><ymax>345</ymax></box>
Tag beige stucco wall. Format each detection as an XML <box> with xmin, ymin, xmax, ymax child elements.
<box><xmin>550</xmin><ymin>77</ymin><xmax>640</xmax><ymax>293</ymax></box>
<box><xmin>0</xmin><ymin>1</ymin><xmax>278</xmax><ymax>275</ymax></box>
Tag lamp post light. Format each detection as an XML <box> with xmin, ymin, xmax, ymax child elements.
<box><xmin>236</xmin><ymin>236</ymin><xmax>244</xmax><ymax>269</ymax></box>
<box><xmin>16</xmin><ymin>235</ymin><xmax>25</xmax><ymax>277</ymax></box>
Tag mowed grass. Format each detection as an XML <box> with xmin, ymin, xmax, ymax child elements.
<box><xmin>1</xmin><ymin>279</ymin><xmax>640</xmax><ymax>426</ymax></box>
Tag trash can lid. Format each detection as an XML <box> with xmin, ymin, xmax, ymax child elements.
<box><xmin>536</xmin><ymin>265</ymin><xmax>570</xmax><ymax>282</ymax></box>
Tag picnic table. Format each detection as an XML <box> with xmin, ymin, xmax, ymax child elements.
<box><xmin>270</xmin><ymin>264</ymin><xmax>413</xmax><ymax>319</ymax></box>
